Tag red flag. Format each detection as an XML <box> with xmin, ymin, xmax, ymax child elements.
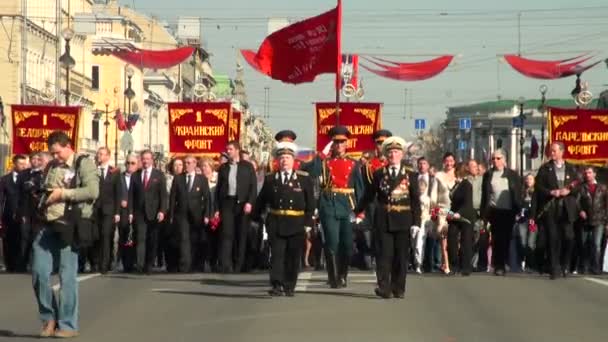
<box><xmin>115</xmin><ymin>109</ymin><xmax>127</xmax><ymax>131</ymax></box>
<box><xmin>241</xmin><ymin>3</ymin><xmax>340</xmax><ymax>84</ymax></box>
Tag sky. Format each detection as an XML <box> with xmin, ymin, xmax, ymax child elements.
<box><xmin>119</xmin><ymin>0</ymin><xmax>608</xmax><ymax>147</ymax></box>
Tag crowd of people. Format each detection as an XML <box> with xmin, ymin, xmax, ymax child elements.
<box><xmin>0</xmin><ymin>128</ymin><xmax>607</xmax><ymax>336</ymax></box>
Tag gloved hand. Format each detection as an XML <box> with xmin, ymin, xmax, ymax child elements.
<box><xmin>322</xmin><ymin>141</ymin><xmax>333</xmax><ymax>156</ymax></box>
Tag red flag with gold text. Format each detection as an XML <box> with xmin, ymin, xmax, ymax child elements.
<box><xmin>11</xmin><ymin>105</ymin><xmax>80</xmax><ymax>154</ymax></box>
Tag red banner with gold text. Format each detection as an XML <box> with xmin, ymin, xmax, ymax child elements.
<box><xmin>229</xmin><ymin>111</ymin><xmax>241</xmax><ymax>142</ymax></box>
<box><xmin>548</xmin><ymin>107</ymin><xmax>608</xmax><ymax>165</ymax></box>
<box><xmin>168</xmin><ymin>102</ymin><xmax>232</xmax><ymax>156</ymax></box>
<box><xmin>11</xmin><ymin>105</ymin><xmax>80</xmax><ymax>155</ymax></box>
<box><xmin>315</xmin><ymin>102</ymin><xmax>382</xmax><ymax>153</ymax></box>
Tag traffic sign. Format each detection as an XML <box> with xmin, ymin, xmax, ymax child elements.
<box><xmin>512</xmin><ymin>116</ymin><xmax>524</xmax><ymax>128</ymax></box>
<box><xmin>458</xmin><ymin>140</ymin><xmax>467</xmax><ymax>150</ymax></box>
<box><xmin>414</xmin><ymin>119</ymin><xmax>426</xmax><ymax>130</ymax></box>
<box><xmin>459</xmin><ymin>118</ymin><xmax>471</xmax><ymax>130</ymax></box>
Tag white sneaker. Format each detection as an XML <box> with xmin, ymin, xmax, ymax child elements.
<box><xmin>415</xmin><ymin>267</ymin><xmax>422</xmax><ymax>274</ymax></box>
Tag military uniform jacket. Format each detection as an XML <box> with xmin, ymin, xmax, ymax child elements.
<box><xmin>356</xmin><ymin>163</ymin><xmax>421</xmax><ymax>232</ymax></box>
<box><xmin>255</xmin><ymin>170</ymin><xmax>315</xmax><ymax>237</ymax></box>
<box><xmin>304</xmin><ymin>154</ymin><xmax>364</xmax><ymax>219</ymax></box>
<box><xmin>363</xmin><ymin>155</ymin><xmax>387</xmax><ymax>187</ymax></box>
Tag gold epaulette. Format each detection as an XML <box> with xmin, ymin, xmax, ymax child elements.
<box><xmin>296</xmin><ymin>170</ymin><xmax>309</xmax><ymax>176</ymax></box>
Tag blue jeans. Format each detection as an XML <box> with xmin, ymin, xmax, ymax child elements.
<box><xmin>31</xmin><ymin>227</ymin><xmax>79</xmax><ymax>331</ymax></box>
<box><xmin>579</xmin><ymin>225</ymin><xmax>604</xmax><ymax>273</ymax></box>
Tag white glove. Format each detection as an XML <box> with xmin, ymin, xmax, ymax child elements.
<box><xmin>304</xmin><ymin>226</ymin><xmax>313</xmax><ymax>233</ymax></box>
<box><xmin>322</xmin><ymin>141</ymin><xmax>333</xmax><ymax>156</ymax></box>
<box><xmin>410</xmin><ymin>225</ymin><xmax>420</xmax><ymax>239</ymax></box>
<box><xmin>355</xmin><ymin>217</ymin><xmax>364</xmax><ymax>225</ymax></box>
<box><xmin>262</xmin><ymin>225</ymin><xmax>268</xmax><ymax>241</ymax></box>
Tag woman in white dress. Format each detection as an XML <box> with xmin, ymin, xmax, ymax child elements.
<box><xmin>434</xmin><ymin>152</ymin><xmax>457</xmax><ymax>274</ymax></box>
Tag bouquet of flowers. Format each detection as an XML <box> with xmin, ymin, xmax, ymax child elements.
<box><xmin>123</xmin><ymin>223</ymin><xmax>134</xmax><ymax>247</ymax></box>
<box><xmin>209</xmin><ymin>216</ymin><xmax>221</xmax><ymax>232</ymax></box>
<box><xmin>431</xmin><ymin>206</ymin><xmax>471</xmax><ymax>224</ymax></box>
<box><xmin>528</xmin><ymin>220</ymin><xmax>538</xmax><ymax>233</ymax></box>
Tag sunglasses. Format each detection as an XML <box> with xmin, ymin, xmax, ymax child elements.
<box><xmin>492</xmin><ymin>157</ymin><xmax>502</xmax><ymax>160</ymax></box>
<box><xmin>126</xmin><ymin>161</ymin><xmax>137</xmax><ymax>165</ymax></box>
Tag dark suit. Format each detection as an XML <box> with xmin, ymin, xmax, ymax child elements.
<box><xmin>0</xmin><ymin>172</ymin><xmax>22</xmax><ymax>272</ymax></box>
<box><xmin>447</xmin><ymin>179</ymin><xmax>476</xmax><ymax>274</ymax></box>
<box><xmin>255</xmin><ymin>170</ymin><xmax>315</xmax><ymax>292</ymax></box>
<box><xmin>115</xmin><ymin>172</ymin><xmax>135</xmax><ymax>272</ymax></box>
<box><xmin>356</xmin><ymin>164</ymin><xmax>421</xmax><ymax>297</ymax></box>
<box><xmin>90</xmin><ymin>166</ymin><xmax>117</xmax><ymax>273</ymax></box>
<box><xmin>480</xmin><ymin>167</ymin><xmax>522</xmax><ymax>273</ymax></box>
<box><xmin>132</xmin><ymin>168</ymin><xmax>168</xmax><ymax>272</ymax></box>
<box><xmin>534</xmin><ymin>161</ymin><xmax>579</xmax><ymax>277</ymax></box>
<box><xmin>215</xmin><ymin>160</ymin><xmax>257</xmax><ymax>273</ymax></box>
<box><xmin>168</xmin><ymin>173</ymin><xmax>211</xmax><ymax>272</ymax></box>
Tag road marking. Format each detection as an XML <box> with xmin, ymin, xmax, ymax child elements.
<box><xmin>295</xmin><ymin>271</ymin><xmax>312</xmax><ymax>292</ymax></box>
<box><xmin>52</xmin><ymin>273</ymin><xmax>101</xmax><ymax>291</ymax></box>
<box><xmin>584</xmin><ymin>277</ymin><xmax>608</xmax><ymax>288</ymax></box>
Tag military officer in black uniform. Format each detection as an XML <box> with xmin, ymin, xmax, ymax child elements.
<box><xmin>255</xmin><ymin>141</ymin><xmax>315</xmax><ymax>297</ymax></box>
<box><xmin>355</xmin><ymin>136</ymin><xmax>421</xmax><ymax>299</ymax></box>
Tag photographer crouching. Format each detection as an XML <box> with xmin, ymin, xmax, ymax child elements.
<box><xmin>32</xmin><ymin>131</ymin><xmax>99</xmax><ymax>338</ymax></box>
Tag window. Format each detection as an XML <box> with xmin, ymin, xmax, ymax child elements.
<box><xmin>92</xmin><ymin>65</ymin><xmax>100</xmax><ymax>90</ymax></box>
<box><xmin>92</xmin><ymin>119</ymin><xmax>99</xmax><ymax>142</ymax></box>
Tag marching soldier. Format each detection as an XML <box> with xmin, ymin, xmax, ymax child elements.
<box><xmin>255</xmin><ymin>141</ymin><xmax>315</xmax><ymax>297</ymax></box>
<box><xmin>268</xmin><ymin>130</ymin><xmax>302</xmax><ymax>172</ymax></box>
<box><xmin>304</xmin><ymin>126</ymin><xmax>364</xmax><ymax>288</ymax></box>
<box><xmin>355</xmin><ymin>136</ymin><xmax>421</xmax><ymax>299</ymax></box>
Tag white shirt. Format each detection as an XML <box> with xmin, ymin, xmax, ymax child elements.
<box><xmin>281</xmin><ymin>169</ymin><xmax>293</xmax><ymax>184</ymax></box>
<box><xmin>98</xmin><ymin>164</ymin><xmax>110</xmax><ymax>179</ymax></box>
<box><xmin>186</xmin><ymin>172</ymin><xmax>196</xmax><ymax>190</ymax></box>
<box><xmin>12</xmin><ymin>171</ymin><xmax>18</xmax><ymax>183</ymax></box>
<box><xmin>124</xmin><ymin>173</ymin><xmax>132</xmax><ymax>190</ymax></box>
<box><xmin>418</xmin><ymin>172</ymin><xmax>430</xmax><ymax>186</ymax></box>
<box><xmin>141</xmin><ymin>166</ymin><xmax>153</xmax><ymax>182</ymax></box>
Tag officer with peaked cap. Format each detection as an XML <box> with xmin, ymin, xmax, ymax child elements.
<box><xmin>254</xmin><ymin>141</ymin><xmax>315</xmax><ymax>297</ymax></box>
<box><xmin>355</xmin><ymin>136</ymin><xmax>421</xmax><ymax>299</ymax></box>
<box><xmin>269</xmin><ymin>130</ymin><xmax>302</xmax><ymax>172</ymax></box>
<box><xmin>303</xmin><ymin>125</ymin><xmax>363</xmax><ymax>288</ymax></box>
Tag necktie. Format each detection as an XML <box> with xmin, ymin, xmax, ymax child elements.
<box><xmin>100</xmin><ymin>167</ymin><xmax>106</xmax><ymax>181</ymax></box>
<box><xmin>143</xmin><ymin>169</ymin><xmax>150</xmax><ymax>188</ymax></box>
<box><xmin>283</xmin><ymin>171</ymin><xmax>289</xmax><ymax>184</ymax></box>
<box><xmin>391</xmin><ymin>167</ymin><xmax>397</xmax><ymax>179</ymax></box>
<box><xmin>187</xmin><ymin>174</ymin><xmax>193</xmax><ymax>191</ymax></box>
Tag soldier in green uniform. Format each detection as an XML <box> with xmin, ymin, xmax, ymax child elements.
<box><xmin>303</xmin><ymin>126</ymin><xmax>364</xmax><ymax>288</ymax></box>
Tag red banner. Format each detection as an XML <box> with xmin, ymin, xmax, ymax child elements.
<box><xmin>315</xmin><ymin>102</ymin><xmax>382</xmax><ymax>153</ymax></box>
<box><xmin>167</xmin><ymin>102</ymin><xmax>231</xmax><ymax>156</ymax></box>
<box><xmin>548</xmin><ymin>107</ymin><xmax>608</xmax><ymax>165</ymax></box>
<box><xmin>11</xmin><ymin>105</ymin><xmax>80</xmax><ymax>155</ymax></box>
<box><xmin>229</xmin><ymin>111</ymin><xmax>241</xmax><ymax>142</ymax></box>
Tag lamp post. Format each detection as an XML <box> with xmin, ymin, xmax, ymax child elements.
<box><xmin>517</xmin><ymin>97</ymin><xmax>526</xmax><ymax>178</ymax></box>
<box><xmin>59</xmin><ymin>27</ymin><xmax>75</xmax><ymax>106</ymax></box>
<box><xmin>103</xmin><ymin>98</ymin><xmax>110</xmax><ymax>148</ymax></box>
<box><xmin>538</xmin><ymin>85</ymin><xmax>548</xmax><ymax>161</ymax></box>
<box><xmin>123</xmin><ymin>66</ymin><xmax>135</xmax><ymax>158</ymax></box>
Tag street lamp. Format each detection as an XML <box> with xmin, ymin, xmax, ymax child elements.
<box><xmin>59</xmin><ymin>27</ymin><xmax>75</xmax><ymax>106</ymax></box>
<box><xmin>517</xmin><ymin>97</ymin><xmax>526</xmax><ymax>178</ymax></box>
<box><xmin>538</xmin><ymin>84</ymin><xmax>548</xmax><ymax>160</ymax></box>
<box><xmin>104</xmin><ymin>98</ymin><xmax>110</xmax><ymax>148</ymax></box>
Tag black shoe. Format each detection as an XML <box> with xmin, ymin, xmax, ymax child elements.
<box><xmin>284</xmin><ymin>289</ymin><xmax>295</xmax><ymax>297</ymax></box>
<box><xmin>392</xmin><ymin>292</ymin><xmax>405</xmax><ymax>299</ymax></box>
<box><xmin>268</xmin><ymin>286</ymin><xmax>284</xmax><ymax>297</ymax></box>
<box><xmin>338</xmin><ymin>277</ymin><xmax>347</xmax><ymax>288</ymax></box>
<box><xmin>494</xmin><ymin>269</ymin><xmax>505</xmax><ymax>276</ymax></box>
<box><xmin>562</xmin><ymin>270</ymin><xmax>568</xmax><ymax>278</ymax></box>
<box><xmin>374</xmin><ymin>288</ymin><xmax>391</xmax><ymax>299</ymax></box>
<box><xmin>550</xmin><ymin>273</ymin><xmax>558</xmax><ymax>280</ymax></box>
<box><xmin>461</xmin><ymin>271</ymin><xmax>471</xmax><ymax>277</ymax></box>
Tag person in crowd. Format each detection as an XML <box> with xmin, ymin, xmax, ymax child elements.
<box><xmin>131</xmin><ymin>150</ymin><xmax>167</xmax><ymax>274</ymax></box>
<box><xmin>434</xmin><ymin>152</ymin><xmax>457</xmax><ymax>274</ymax></box>
<box><xmin>200</xmin><ymin>157</ymin><xmax>219</xmax><ymax>272</ymax></box>
<box><xmin>214</xmin><ymin>141</ymin><xmax>257</xmax><ymax>273</ymax></box>
<box><xmin>576</xmin><ymin>166</ymin><xmax>607</xmax><ymax>275</ymax></box>
<box><xmin>355</xmin><ymin>136</ymin><xmax>420</xmax><ymax>299</ymax></box>
<box><xmin>480</xmin><ymin>149</ymin><xmax>521</xmax><ymax>276</ymax></box>
<box><xmin>417</xmin><ymin>157</ymin><xmax>439</xmax><ymax>274</ymax></box>
<box><xmin>534</xmin><ymin>142</ymin><xmax>579</xmax><ymax>279</ymax></box>
<box><xmin>168</xmin><ymin>155</ymin><xmax>211</xmax><ymax>273</ymax></box>
<box><xmin>219</xmin><ymin>152</ymin><xmax>229</xmax><ymax>165</ymax></box>
<box><xmin>466</xmin><ymin>159</ymin><xmax>484</xmax><ymax>271</ymax></box>
<box><xmin>515</xmin><ymin>174</ymin><xmax>538</xmax><ymax>273</ymax></box>
<box><xmin>412</xmin><ymin>179</ymin><xmax>432</xmax><ymax>274</ymax></box>
<box><xmin>240</xmin><ymin>150</ymin><xmax>251</xmax><ymax>162</ymax></box>
<box><xmin>304</xmin><ymin>126</ymin><xmax>364</xmax><ymax>288</ymax></box>
<box><xmin>162</xmin><ymin>157</ymin><xmax>183</xmax><ymax>272</ymax></box>
<box><xmin>114</xmin><ymin>154</ymin><xmax>138</xmax><ymax>272</ymax></box>
<box><xmin>447</xmin><ymin>163</ymin><xmax>476</xmax><ymax>276</ymax></box>
<box><xmin>254</xmin><ymin>140</ymin><xmax>315</xmax><ymax>297</ymax></box>
<box><xmin>0</xmin><ymin>154</ymin><xmax>29</xmax><ymax>272</ymax></box>
<box><xmin>269</xmin><ymin>130</ymin><xmax>302</xmax><ymax>172</ymax></box>
<box><xmin>33</xmin><ymin>131</ymin><xmax>99</xmax><ymax>338</ymax></box>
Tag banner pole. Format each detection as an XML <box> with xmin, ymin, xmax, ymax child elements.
<box><xmin>335</xmin><ymin>0</ymin><xmax>342</xmax><ymax>125</ymax></box>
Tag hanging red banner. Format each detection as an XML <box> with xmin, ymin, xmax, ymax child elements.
<box><xmin>167</xmin><ymin>102</ymin><xmax>231</xmax><ymax>156</ymax></box>
<box><xmin>229</xmin><ymin>111</ymin><xmax>241</xmax><ymax>142</ymax></box>
<box><xmin>548</xmin><ymin>107</ymin><xmax>608</xmax><ymax>165</ymax></box>
<box><xmin>11</xmin><ymin>105</ymin><xmax>80</xmax><ymax>155</ymax></box>
<box><xmin>315</xmin><ymin>102</ymin><xmax>382</xmax><ymax>153</ymax></box>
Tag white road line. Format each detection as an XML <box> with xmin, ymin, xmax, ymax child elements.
<box><xmin>52</xmin><ymin>273</ymin><xmax>101</xmax><ymax>291</ymax></box>
<box><xmin>584</xmin><ymin>277</ymin><xmax>608</xmax><ymax>288</ymax></box>
<box><xmin>295</xmin><ymin>271</ymin><xmax>312</xmax><ymax>292</ymax></box>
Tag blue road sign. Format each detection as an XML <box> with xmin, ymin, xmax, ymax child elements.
<box><xmin>512</xmin><ymin>116</ymin><xmax>524</xmax><ymax>128</ymax></box>
<box><xmin>414</xmin><ymin>119</ymin><xmax>426</xmax><ymax>130</ymax></box>
<box><xmin>458</xmin><ymin>140</ymin><xmax>467</xmax><ymax>150</ymax></box>
<box><xmin>459</xmin><ymin>118</ymin><xmax>471</xmax><ymax>130</ymax></box>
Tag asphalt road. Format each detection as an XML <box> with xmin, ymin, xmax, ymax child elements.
<box><xmin>1</xmin><ymin>270</ymin><xmax>607</xmax><ymax>342</ymax></box>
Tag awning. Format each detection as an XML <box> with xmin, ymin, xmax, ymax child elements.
<box><xmin>112</xmin><ymin>46</ymin><xmax>196</xmax><ymax>70</ymax></box>
<box><xmin>503</xmin><ymin>54</ymin><xmax>602</xmax><ymax>79</ymax></box>
<box><xmin>359</xmin><ymin>55</ymin><xmax>454</xmax><ymax>81</ymax></box>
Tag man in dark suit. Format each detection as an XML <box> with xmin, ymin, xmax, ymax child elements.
<box><xmin>87</xmin><ymin>147</ymin><xmax>118</xmax><ymax>274</ymax></box>
<box><xmin>355</xmin><ymin>136</ymin><xmax>421</xmax><ymax>299</ymax></box>
<box><xmin>169</xmin><ymin>155</ymin><xmax>211</xmax><ymax>272</ymax></box>
<box><xmin>1</xmin><ymin>154</ymin><xmax>29</xmax><ymax>272</ymax></box>
<box><xmin>534</xmin><ymin>142</ymin><xmax>580</xmax><ymax>279</ymax></box>
<box><xmin>254</xmin><ymin>141</ymin><xmax>315</xmax><ymax>297</ymax></box>
<box><xmin>132</xmin><ymin>150</ymin><xmax>167</xmax><ymax>274</ymax></box>
<box><xmin>114</xmin><ymin>154</ymin><xmax>137</xmax><ymax>272</ymax></box>
<box><xmin>214</xmin><ymin>141</ymin><xmax>257</xmax><ymax>273</ymax></box>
